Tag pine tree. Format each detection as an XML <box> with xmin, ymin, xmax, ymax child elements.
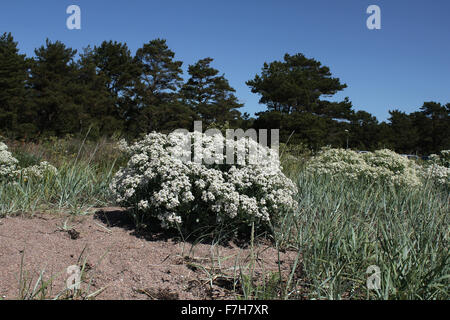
<box><xmin>76</xmin><ymin>46</ymin><xmax>124</xmax><ymax>137</ymax></box>
<box><xmin>247</xmin><ymin>53</ymin><xmax>350</xmax><ymax>118</ymax></box>
<box><xmin>248</xmin><ymin>53</ymin><xmax>352</xmax><ymax>147</ymax></box>
<box><xmin>28</xmin><ymin>39</ymin><xmax>81</xmax><ymax>137</ymax></box>
<box><xmin>132</xmin><ymin>39</ymin><xmax>193</xmax><ymax>133</ymax></box>
<box><xmin>135</xmin><ymin>39</ymin><xmax>183</xmax><ymax>105</ymax></box>
<box><xmin>411</xmin><ymin>102</ymin><xmax>450</xmax><ymax>154</ymax></box>
<box><xmin>92</xmin><ymin>40</ymin><xmax>140</xmax><ymax>131</ymax></box>
<box><xmin>182</xmin><ymin>57</ymin><xmax>243</xmax><ymax>126</ymax></box>
<box><xmin>0</xmin><ymin>32</ymin><xmax>28</xmax><ymax>138</ymax></box>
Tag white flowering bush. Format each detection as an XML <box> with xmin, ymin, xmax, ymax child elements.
<box><xmin>422</xmin><ymin>164</ymin><xmax>450</xmax><ymax>187</ymax></box>
<box><xmin>441</xmin><ymin>150</ymin><xmax>450</xmax><ymax>167</ymax></box>
<box><xmin>19</xmin><ymin>161</ymin><xmax>59</xmax><ymax>180</ymax></box>
<box><xmin>428</xmin><ymin>150</ymin><xmax>450</xmax><ymax>168</ymax></box>
<box><xmin>0</xmin><ymin>142</ymin><xmax>19</xmax><ymax>181</ymax></box>
<box><xmin>0</xmin><ymin>142</ymin><xmax>58</xmax><ymax>182</ymax></box>
<box><xmin>110</xmin><ymin>132</ymin><xmax>298</xmax><ymax>234</ymax></box>
<box><xmin>306</xmin><ymin>148</ymin><xmax>423</xmax><ymax>187</ymax></box>
<box><xmin>421</xmin><ymin>150</ymin><xmax>450</xmax><ymax>188</ymax></box>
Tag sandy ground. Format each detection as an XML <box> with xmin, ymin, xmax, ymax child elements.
<box><xmin>0</xmin><ymin>208</ymin><xmax>298</xmax><ymax>300</ymax></box>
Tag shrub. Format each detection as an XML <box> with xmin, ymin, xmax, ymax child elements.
<box><xmin>0</xmin><ymin>142</ymin><xmax>57</xmax><ymax>182</ymax></box>
<box><xmin>110</xmin><ymin>132</ymin><xmax>298</xmax><ymax>235</ymax></box>
<box><xmin>0</xmin><ymin>142</ymin><xmax>19</xmax><ymax>181</ymax></box>
<box><xmin>306</xmin><ymin>148</ymin><xmax>423</xmax><ymax>187</ymax></box>
<box><xmin>422</xmin><ymin>150</ymin><xmax>450</xmax><ymax>188</ymax></box>
<box><xmin>429</xmin><ymin>150</ymin><xmax>450</xmax><ymax>168</ymax></box>
<box><xmin>19</xmin><ymin>161</ymin><xmax>58</xmax><ymax>180</ymax></box>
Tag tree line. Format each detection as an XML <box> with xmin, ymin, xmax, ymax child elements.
<box><xmin>0</xmin><ymin>32</ymin><xmax>448</xmax><ymax>155</ymax></box>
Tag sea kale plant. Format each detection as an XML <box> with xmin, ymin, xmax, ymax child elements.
<box><xmin>110</xmin><ymin>132</ymin><xmax>298</xmax><ymax>234</ymax></box>
<box><xmin>306</xmin><ymin>148</ymin><xmax>423</xmax><ymax>187</ymax></box>
<box><xmin>0</xmin><ymin>142</ymin><xmax>57</xmax><ymax>182</ymax></box>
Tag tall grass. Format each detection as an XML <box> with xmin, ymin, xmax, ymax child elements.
<box><xmin>0</xmin><ymin>137</ymin><xmax>124</xmax><ymax>216</ymax></box>
<box><xmin>0</xmin><ymin>162</ymin><xmax>116</xmax><ymax>216</ymax></box>
<box><xmin>268</xmin><ymin>168</ymin><xmax>449</xmax><ymax>300</ymax></box>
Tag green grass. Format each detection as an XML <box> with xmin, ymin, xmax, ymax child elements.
<box><xmin>17</xmin><ymin>247</ymin><xmax>107</xmax><ymax>300</ymax></box>
<box><xmin>0</xmin><ymin>161</ymin><xmax>116</xmax><ymax>216</ymax></box>
<box><xmin>263</xmin><ymin>165</ymin><xmax>449</xmax><ymax>300</ymax></box>
<box><xmin>0</xmin><ymin>137</ymin><xmax>123</xmax><ymax>217</ymax></box>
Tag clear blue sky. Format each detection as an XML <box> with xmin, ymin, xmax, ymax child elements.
<box><xmin>1</xmin><ymin>0</ymin><xmax>449</xmax><ymax>122</ymax></box>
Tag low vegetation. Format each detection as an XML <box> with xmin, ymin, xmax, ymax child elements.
<box><xmin>0</xmin><ymin>136</ymin><xmax>448</xmax><ymax>300</ymax></box>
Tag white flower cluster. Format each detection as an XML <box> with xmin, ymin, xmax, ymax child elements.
<box><xmin>441</xmin><ymin>150</ymin><xmax>450</xmax><ymax>166</ymax></box>
<box><xmin>429</xmin><ymin>150</ymin><xmax>450</xmax><ymax>168</ymax></box>
<box><xmin>117</xmin><ymin>138</ymin><xmax>129</xmax><ymax>152</ymax></box>
<box><xmin>422</xmin><ymin>150</ymin><xmax>450</xmax><ymax>187</ymax></box>
<box><xmin>110</xmin><ymin>132</ymin><xmax>298</xmax><ymax>230</ymax></box>
<box><xmin>306</xmin><ymin>148</ymin><xmax>423</xmax><ymax>187</ymax></box>
<box><xmin>0</xmin><ymin>142</ymin><xmax>19</xmax><ymax>181</ymax></box>
<box><xmin>19</xmin><ymin>161</ymin><xmax>58</xmax><ymax>180</ymax></box>
<box><xmin>422</xmin><ymin>164</ymin><xmax>450</xmax><ymax>187</ymax></box>
<box><xmin>0</xmin><ymin>142</ymin><xmax>58</xmax><ymax>182</ymax></box>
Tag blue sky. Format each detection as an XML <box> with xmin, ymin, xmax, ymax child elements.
<box><xmin>1</xmin><ymin>0</ymin><xmax>449</xmax><ymax>122</ymax></box>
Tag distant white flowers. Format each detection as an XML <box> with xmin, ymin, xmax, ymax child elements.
<box><xmin>0</xmin><ymin>142</ymin><xmax>58</xmax><ymax>182</ymax></box>
<box><xmin>110</xmin><ymin>132</ymin><xmax>298</xmax><ymax>230</ymax></box>
<box><xmin>0</xmin><ymin>142</ymin><xmax>18</xmax><ymax>181</ymax></box>
<box><xmin>19</xmin><ymin>161</ymin><xmax>58</xmax><ymax>180</ymax></box>
<box><xmin>307</xmin><ymin>147</ymin><xmax>449</xmax><ymax>188</ymax></box>
<box><xmin>307</xmin><ymin>148</ymin><xmax>422</xmax><ymax>187</ymax></box>
<box><xmin>421</xmin><ymin>150</ymin><xmax>450</xmax><ymax>187</ymax></box>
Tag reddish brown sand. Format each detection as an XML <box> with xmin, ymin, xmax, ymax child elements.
<box><xmin>0</xmin><ymin>208</ymin><xmax>298</xmax><ymax>300</ymax></box>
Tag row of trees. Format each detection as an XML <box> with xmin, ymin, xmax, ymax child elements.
<box><xmin>247</xmin><ymin>53</ymin><xmax>449</xmax><ymax>155</ymax></box>
<box><xmin>0</xmin><ymin>32</ymin><xmax>448</xmax><ymax>154</ymax></box>
<box><xmin>0</xmin><ymin>33</ymin><xmax>245</xmax><ymax>139</ymax></box>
